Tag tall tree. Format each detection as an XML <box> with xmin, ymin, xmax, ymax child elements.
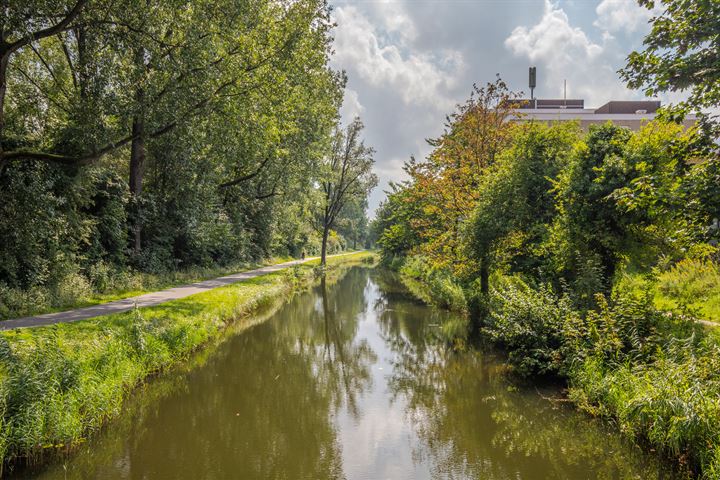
<box><xmin>619</xmin><ymin>0</ymin><xmax>720</xmax><ymax>134</ymax></box>
<box><xmin>0</xmin><ymin>0</ymin><xmax>344</xmax><ymax>288</ymax></box>
<box><xmin>403</xmin><ymin>78</ymin><xmax>520</xmax><ymax>277</ymax></box>
<box><xmin>318</xmin><ymin>118</ymin><xmax>377</xmax><ymax>266</ymax></box>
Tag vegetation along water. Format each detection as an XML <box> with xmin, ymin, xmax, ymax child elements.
<box><xmin>8</xmin><ymin>267</ymin><xmax>684</xmax><ymax>479</ymax></box>
<box><xmin>2</xmin><ymin>0</ymin><xmax>720</xmax><ymax>478</ymax></box>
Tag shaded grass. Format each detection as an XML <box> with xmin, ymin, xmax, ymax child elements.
<box><xmin>0</xmin><ymin>252</ymin><xmax>375</xmax><ymax>473</ymax></box>
<box><xmin>0</xmin><ymin>256</ymin><xmax>300</xmax><ymax>320</ymax></box>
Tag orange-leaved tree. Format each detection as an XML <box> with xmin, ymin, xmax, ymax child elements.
<box><xmin>404</xmin><ymin>77</ymin><xmax>521</xmax><ymax>278</ymax></box>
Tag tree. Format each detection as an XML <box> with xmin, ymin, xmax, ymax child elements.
<box><xmin>317</xmin><ymin>118</ymin><xmax>377</xmax><ymax>266</ymax></box>
<box><xmin>468</xmin><ymin>122</ymin><xmax>579</xmax><ymax>295</ymax></box>
<box><xmin>0</xmin><ymin>0</ymin><xmax>90</xmax><ymax>168</ymax></box>
<box><xmin>334</xmin><ymin>195</ymin><xmax>370</xmax><ymax>250</ymax></box>
<box><xmin>619</xmin><ymin>0</ymin><xmax>720</xmax><ymax>133</ymax></box>
<box><xmin>402</xmin><ymin>77</ymin><xmax>520</xmax><ymax>276</ymax></box>
<box><xmin>372</xmin><ymin>181</ymin><xmax>422</xmax><ymax>265</ymax></box>
<box><xmin>0</xmin><ymin>0</ymin><xmax>344</xmax><ymax>291</ymax></box>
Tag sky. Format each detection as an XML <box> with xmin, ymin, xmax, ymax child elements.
<box><xmin>327</xmin><ymin>0</ymin><xmax>675</xmax><ymax>215</ymax></box>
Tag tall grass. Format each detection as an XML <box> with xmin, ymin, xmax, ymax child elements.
<box><xmin>399</xmin><ymin>256</ymin><xmax>467</xmax><ymax>312</ymax></box>
<box><xmin>655</xmin><ymin>259</ymin><xmax>720</xmax><ymax>322</ymax></box>
<box><xmin>0</xmin><ymin>252</ymin><xmax>375</xmax><ymax>473</ymax></box>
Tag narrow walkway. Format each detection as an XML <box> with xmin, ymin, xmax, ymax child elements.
<box><xmin>0</xmin><ymin>255</ymin><xmax>344</xmax><ymax>331</ymax></box>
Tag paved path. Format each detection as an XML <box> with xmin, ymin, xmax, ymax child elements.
<box><xmin>0</xmin><ymin>255</ymin><xmax>347</xmax><ymax>331</ymax></box>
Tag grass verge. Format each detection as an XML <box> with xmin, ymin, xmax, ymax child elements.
<box><xmin>620</xmin><ymin>258</ymin><xmax>720</xmax><ymax>325</ymax></box>
<box><xmin>0</xmin><ymin>255</ymin><xmax>309</xmax><ymax>321</ymax></box>
<box><xmin>0</xmin><ymin>251</ymin><xmax>375</xmax><ymax>474</ymax></box>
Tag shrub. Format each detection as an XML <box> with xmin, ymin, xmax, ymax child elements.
<box><xmin>51</xmin><ymin>272</ymin><xmax>93</xmax><ymax>308</ymax></box>
<box><xmin>483</xmin><ymin>276</ymin><xmax>578</xmax><ymax>376</ymax></box>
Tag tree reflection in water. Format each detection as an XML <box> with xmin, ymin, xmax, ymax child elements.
<box><xmin>20</xmin><ymin>267</ymin><xmax>678</xmax><ymax>480</ymax></box>
<box><xmin>372</xmin><ymin>270</ymin><xmax>679</xmax><ymax>480</ymax></box>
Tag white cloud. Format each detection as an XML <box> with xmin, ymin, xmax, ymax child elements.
<box><xmin>340</xmin><ymin>88</ymin><xmax>364</xmax><ymax>123</ymax></box>
<box><xmin>504</xmin><ymin>0</ymin><xmax>632</xmax><ymax>106</ymax></box>
<box><xmin>332</xmin><ymin>5</ymin><xmax>464</xmax><ymax>110</ymax></box>
<box><xmin>367</xmin><ymin>0</ymin><xmax>417</xmax><ymax>42</ymax></box>
<box><xmin>594</xmin><ymin>0</ymin><xmax>655</xmax><ymax>34</ymax></box>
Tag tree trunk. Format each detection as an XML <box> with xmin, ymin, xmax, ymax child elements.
<box><xmin>479</xmin><ymin>257</ymin><xmax>489</xmax><ymax>295</ymax></box>
<box><xmin>129</xmin><ymin>111</ymin><xmax>146</xmax><ymax>254</ymax></box>
<box><xmin>320</xmin><ymin>225</ymin><xmax>329</xmax><ymax>267</ymax></box>
<box><xmin>0</xmin><ymin>50</ymin><xmax>9</xmax><ymax>160</ymax></box>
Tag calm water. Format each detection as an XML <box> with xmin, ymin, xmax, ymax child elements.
<box><xmin>18</xmin><ymin>267</ymin><xmax>675</xmax><ymax>479</ymax></box>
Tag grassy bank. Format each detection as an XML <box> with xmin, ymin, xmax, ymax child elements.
<box><xmin>393</xmin><ymin>254</ymin><xmax>720</xmax><ymax>479</ymax></box>
<box><xmin>620</xmin><ymin>258</ymin><xmax>720</xmax><ymax>325</ymax></box>
<box><xmin>0</xmin><ymin>256</ymin><xmax>306</xmax><ymax>321</ymax></box>
<box><xmin>0</xmin><ymin>251</ymin><xmax>375</xmax><ymax>473</ymax></box>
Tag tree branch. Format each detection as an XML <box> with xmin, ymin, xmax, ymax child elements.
<box><xmin>219</xmin><ymin>157</ymin><xmax>271</xmax><ymax>189</ymax></box>
<box><xmin>5</xmin><ymin>0</ymin><xmax>88</xmax><ymax>54</ymax></box>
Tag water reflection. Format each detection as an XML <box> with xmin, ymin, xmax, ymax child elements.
<box><xmin>18</xmin><ymin>267</ymin><xmax>677</xmax><ymax>480</ymax></box>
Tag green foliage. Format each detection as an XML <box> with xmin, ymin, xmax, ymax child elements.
<box><xmin>570</xmin><ymin>336</ymin><xmax>720</xmax><ymax>477</ymax></box>
<box><xmin>372</xmin><ymin>182</ymin><xmax>421</xmax><ymax>265</ymax></box>
<box><xmin>372</xmin><ymin>70</ymin><xmax>720</xmax><ymax>476</ymax></box>
<box><xmin>1</xmin><ymin>0</ymin><xmax>369</xmax><ymax>303</ymax></box>
<box><xmin>470</xmin><ymin>269</ymin><xmax>720</xmax><ymax>476</ymax></box>
<box><xmin>483</xmin><ymin>277</ymin><xmax>576</xmax><ymax>377</ymax></box>
<box><xmin>399</xmin><ymin>256</ymin><xmax>467</xmax><ymax>312</ymax></box>
<box><xmin>316</xmin><ymin>118</ymin><xmax>377</xmax><ymax>265</ymax></box>
<box><xmin>620</xmin><ymin>0</ymin><xmax>720</xmax><ymax>133</ymax></box>
<box><xmin>621</xmin><ymin>258</ymin><xmax>720</xmax><ymax>323</ymax></box>
<box><xmin>467</xmin><ymin>121</ymin><xmax>580</xmax><ymax>289</ymax></box>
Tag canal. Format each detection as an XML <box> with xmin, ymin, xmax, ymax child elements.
<box><xmin>18</xmin><ymin>267</ymin><xmax>674</xmax><ymax>479</ymax></box>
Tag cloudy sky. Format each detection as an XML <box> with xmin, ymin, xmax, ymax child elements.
<box><xmin>328</xmin><ymin>0</ymin><xmax>671</xmax><ymax>214</ymax></box>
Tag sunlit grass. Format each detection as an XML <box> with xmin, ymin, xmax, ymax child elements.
<box><xmin>0</xmin><ymin>251</ymin><xmax>375</xmax><ymax>472</ymax></box>
<box><xmin>0</xmin><ymin>256</ymin><xmax>299</xmax><ymax>320</ymax></box>
<box><xmin>619</xmin><ymin>259</ymin><xmax>720</xmax><ymax>324</ymax></box>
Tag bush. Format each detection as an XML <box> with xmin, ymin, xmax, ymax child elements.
<box><xmin>52</xmin><ymin>272</ymin><xmax>93</xmax><ymax>308</ymax></box>
<box><xmin>483</xmin><ymin>276</ymin><xmax>578</xmax><ymax>376</ymax></box>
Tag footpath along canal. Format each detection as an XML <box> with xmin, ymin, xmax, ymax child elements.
<box><xmin>14</xmin><ymin>266</ymin><xmax>679</xmax><ymax>479</ymax></box>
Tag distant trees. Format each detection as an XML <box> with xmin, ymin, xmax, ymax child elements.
<box><xmin>317</xmin><ymin>118</ymin><xmax>377</xmax><ymax>266</ymax></box>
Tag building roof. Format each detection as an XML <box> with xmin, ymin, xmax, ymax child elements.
<box><xmin>508</xmin><ymin>99</ymin><xmax>696</xmax><ymax>131</ymax></box>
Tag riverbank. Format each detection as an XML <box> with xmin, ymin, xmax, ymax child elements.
<box><xmin>0</xmin><ymin>252</ymin><xmax>375</xmax><ymax>474</ymax></box>
<box><xmin>393</xmin><ymin>255</ymin><xmax>720</xmax><ymax>479</ymax></box>
<box><xmin>0</xmin><ymin>255</ymin><xmax>326</xmax><ymax>321</ymax></box>
<box><xmin>8</xmin><ymin>266</ymin><xmax>673</xmax><ymax>479</ymax></box>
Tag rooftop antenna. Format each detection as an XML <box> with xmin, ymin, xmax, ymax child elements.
<box><xmin>529</xmin><ymin>66</ymin><xmax>537</xmax><ymax>104</ymax></box>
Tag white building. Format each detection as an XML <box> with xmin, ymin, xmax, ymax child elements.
<box><xmin>510</xmin><ymin>99</ymin><xmax>697</xmax><ymax>131</ymax></box>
